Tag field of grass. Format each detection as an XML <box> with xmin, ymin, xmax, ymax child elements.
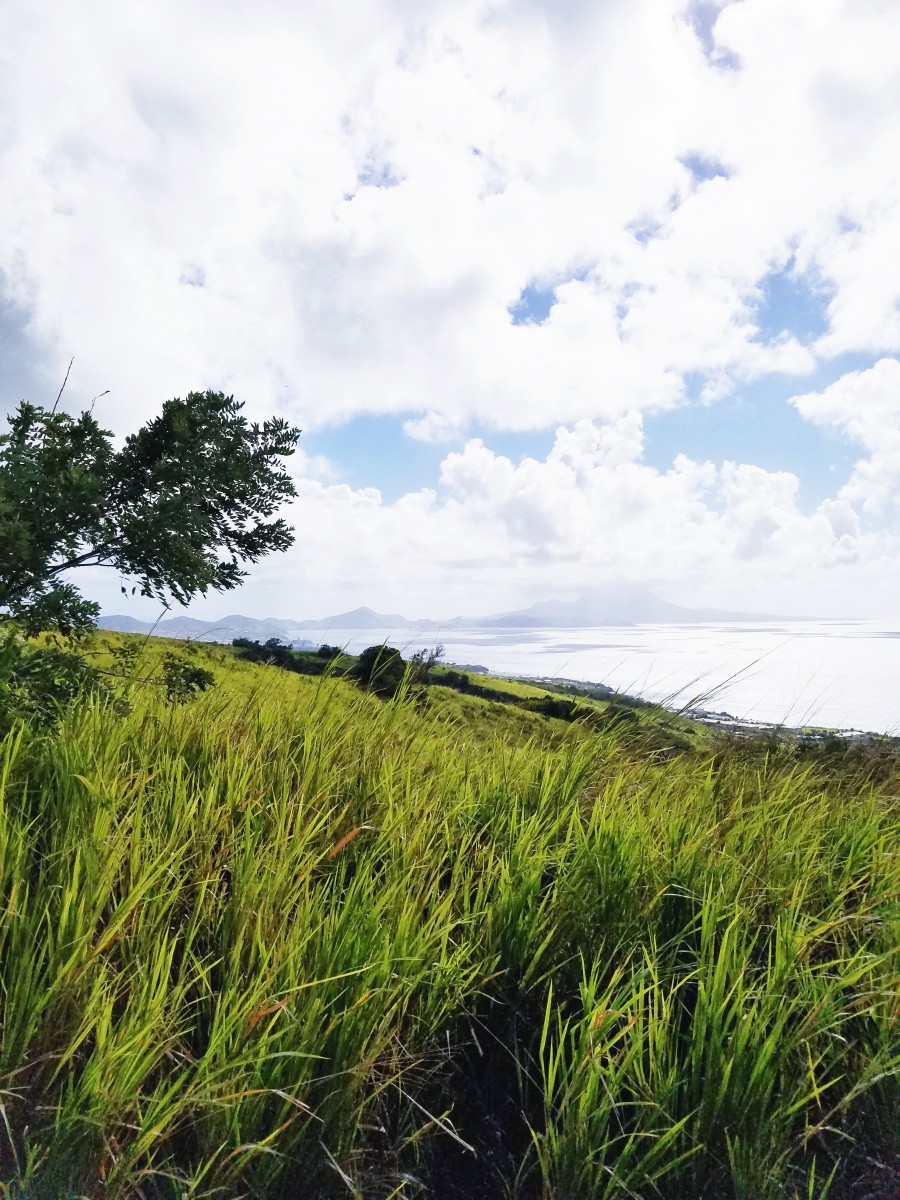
<box><xmin>0</xmin><ymin>638</ymin><xmax>896</xmax><ymax>1198</ymax></box>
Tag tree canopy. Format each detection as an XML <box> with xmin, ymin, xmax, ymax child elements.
<box><xmin>353</xmin><ymin>644</ymin><xmax>407</xmax><ymax>696</ymax></box>
<box><xmin>0</xmin><ymin>390</ymin><xmax>301</xmax><ymax>634</ymax></box>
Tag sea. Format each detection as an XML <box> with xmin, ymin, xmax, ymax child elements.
<box><xmin>305</xmin><ymin>620</ymin><xmax>900</xmax><ymax>735</ymax></box>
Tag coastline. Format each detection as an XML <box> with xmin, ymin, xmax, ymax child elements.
<box><xmin>511</xmin><ymin>673</ymin><xmax>895</xmax><ymax>743</ymax></box>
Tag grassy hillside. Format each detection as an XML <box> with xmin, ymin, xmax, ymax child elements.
<box><xmin>0</xmin><ymin>637</ymin><xmax>896</xmax><ymax>1198</ymax></box>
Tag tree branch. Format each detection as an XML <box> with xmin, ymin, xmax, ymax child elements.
<box><xmin>51</xmin><ymin>357</ymin><xmax>75</xmax><ymax>414</ymax></box>
<box><xmin>0</xmin><ymin>547</ymin><xmax>115</xmax><ymax>608</ymax></box>
<box><xmin>45</xmin><ymin>546</ymin><xmax>113</xmax><ymax>577</ymax></box>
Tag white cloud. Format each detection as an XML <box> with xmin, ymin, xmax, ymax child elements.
<box><xmin>3</xmin><ymin>0</ymin><xmax>900</xmax><ymax>619</ymax></box>
<box><xmin>197</xmin><ymin>413</ymin><xmax>888</xmax><ymax>621</ymax></box>
<box><xmin>71</xmin><ymin>398</ymin><xmax>897</xmax><ymax>621</ymax></box>
<box><xmin>1</xmin><ymin>0</ymin><xmax>899</xmax><ymax>439</ymax></box>
<box><xmin>792</xmin><ymin>358</ymin><xmax>900</xmax><ymax>514</ymax></box>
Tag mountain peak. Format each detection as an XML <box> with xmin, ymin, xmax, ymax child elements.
<box><xmin>99</xmin><ymin>586</ymin><xmax>788</xmax><ymax>643</ymax></box>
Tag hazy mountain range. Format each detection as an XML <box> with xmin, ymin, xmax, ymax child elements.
<box><xmin>99</xmin><ymin>585</ymin><xmax>789</xmax><ymax>644</ymax></box>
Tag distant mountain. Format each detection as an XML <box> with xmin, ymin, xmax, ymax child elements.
<box><xmin>99</xmin><ymin>586</ymin><xmax>788</xmax><ymax>644</ymax></box>
<box><xmin>100</xmin><ymin>615</ymin><xmax>151</xmax><ymax>634</ymax></box>
<box><xmin>463</xmin><ymin>586</ymin><xmax>784</xmax><ymax>628</ymax></box>
<box><xmin>289</xmin><ymin>606</ymin><xmax>435</xmax><ymax>631</ymax></box>
<box><xmin>99</xmin><ymin>613</ymin><xmax>305</xmax><ymax>643</ymax></box>
<box><xmin>97</xmin><ymin>607</ymin><xmax>435</xmax><ymax>643</ymax></box>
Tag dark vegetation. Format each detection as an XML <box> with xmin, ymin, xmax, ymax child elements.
<box><xmin>0</xmin><ymin>390</ymin><xmax>300</xmax><ymax>636</ymax></box>
<box><xmin>0</xmin><ymin>389</ymin><xmax>300</xmax><ymax>730</ymax></box>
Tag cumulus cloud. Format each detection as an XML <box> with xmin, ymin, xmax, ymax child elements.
<box><xmin>1</xmin><ymin>0</ymin><xmax>899</xmax><ymax>437</ymax></box>
<box><xmin>72</xmin><ymin>397</ymin><xmax>895</xmax><ymax>621</ymax></box>
<box><xmin>191</xmin><ymin>413</ymin><xmax>884</xmax><ymax>621</ymax></box>
<box><xmin>792</xmin><ymin>358</ymin><xmax>900</xmax><ymax>515</ymax></box>
<box><xmin>3</xmin><ymin>0</ymin><xmax>900</xmax><ymax>617</ymax></box>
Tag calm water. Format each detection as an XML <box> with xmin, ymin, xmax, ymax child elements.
<box><xmin>304</xmin><ymin>620</ymin><xmax>900</xmax><ymax>734</ymax></box>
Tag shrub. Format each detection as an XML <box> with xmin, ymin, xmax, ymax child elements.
<box><xmin>160</xmin><ymin>653</ymin><xmax>215</xmax><ymax>704</ymax></box>
<box><xmin>353</xmin><ymin>644</ymin><xmax>406</xmax><ymax>697</ymax></box>
<box><xmin>0</xmin><ymin>633</ymin><xmax>106</xmax><ymax>732</ymax></box>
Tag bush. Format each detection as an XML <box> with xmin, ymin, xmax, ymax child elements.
<box><xmin>232</xmin><ymin>637</ymin><xmax>294</xmax><ymax>667</ymax></box>
<box><xmin>525</xmin><ymin>695</ymin><xmax>577</xmax><ymax>721</ymax></box>
<box><xmin>161</xmin><ymin>653</ymin><xmax>215</xmax><ymax>704</ymax></box>
<box><xmin>353</xmin><ymin>644</ymin><xmax>406</xmax><ymax>697</ymax></box>
<box><xmin>0</xmin><ymin>634</ymin><xmax>107</xmax><ymax>732</ymax></box>
<box><xmin>441</xmin><ymin>669</ymin><xmax>470</xmax><ymax>691</ymax></box>
<box><xmin>408</xmin><ymin>643</ymin><xmax>444</xmax><ymax>683</ymax></box>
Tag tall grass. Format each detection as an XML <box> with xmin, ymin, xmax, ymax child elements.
<box><xmin>0</xmin><ymin>655</ymin><xmax>896</xmax><ymax>1197</ymax></box>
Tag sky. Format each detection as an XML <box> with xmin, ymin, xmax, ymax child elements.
<box><xmin>2</xmin><ymin>0</ymin><xmax>900</xmax><ymax>621</ymax></box>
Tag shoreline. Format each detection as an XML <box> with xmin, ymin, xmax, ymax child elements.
<box><xmin>510</xmin><ymin>673</ymin><xmax>896</xmax><ymax>743</ymax></box>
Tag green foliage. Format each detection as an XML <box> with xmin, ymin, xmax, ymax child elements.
<box><xmin>524</xmin><ymin>694</ymin><xmax>577</xmax><ymax>720</ymax></box>
<box><xmin>0</xmin><ymin>631</ymin><xmax>220</xmax><ymax>735</ymax></box>
<box><xmin>0</xmin><ymin>632</ymin><xmax>106</xmax><ymax>732</ymax></box>
<box><xmin>353</xmin><ymin>643</ymin><xmax>407</xmax><ymax>696</ymax></box>
<box><xmin>232</xmin><ymin>636</ymin><xmax>323</xmax><ymax>675</ymax></box>
<box><xmin>439</xmin><ymin>667</ymin><xmax>470</xmax><ymax>691</ymax></box>
<box><xmin>0</xmin><ymin>391</ymin><xmax>300</xmax><ymax>634</ymax></box>
<box><xmin>408</xmin><ymin>642</ymin><xmax>444</xmax><ymax>683</ymax></box>
<box><xmin>160</xmin><ymin>652</ymin><xmax>215</xmax><ymax>704</ymax></box>
<box><xmin>108</xmin><ymin>637</ymin><xmax>141</xmax><ymax>675</ymax></box>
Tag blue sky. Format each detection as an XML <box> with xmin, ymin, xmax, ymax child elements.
<box><xmin>305</xmin><ymin>375</ymin><xmax>862</xmax><ymax>514</ymax></box>
<box><xmin>305</xmin><ymin>269</ymin><xmax>864</xmax><ymax>508</ymax></box>
<box><xmin>1</xmin><ymin>0</ymin><xmax>899</xmax><ymax>620</ymax></box>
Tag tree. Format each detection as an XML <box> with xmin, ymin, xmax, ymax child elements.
<box><xmin>409</xmin><ymin>642</ymin><xmax>444</xmax><ymax>683</ymax></box>
<box><xmin>353</xmin><ymin>644</ymin><xmax>406</xmax><ymax>697</ymax></box>
<box><xmin>0</xmin><ymin>391</ymin><xmax>301</xmax><ymax>634</ymax></box>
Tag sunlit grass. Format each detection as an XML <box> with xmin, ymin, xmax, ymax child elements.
<box><xmin>0</xmin><ymin>642</ymin><xmax>896</xmax><ymax>1197</ymax></box>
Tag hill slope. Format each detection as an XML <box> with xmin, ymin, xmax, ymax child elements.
<box><xmin>0</xmin><ymin>636</ymin><xmax>894</xmax><ymax>1198</ymax></box>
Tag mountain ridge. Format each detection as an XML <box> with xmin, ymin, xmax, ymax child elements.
<box><xmin>98</xmin><ymin>586</ymin><xmax>797</xmax><ymax>643</ymax></box>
